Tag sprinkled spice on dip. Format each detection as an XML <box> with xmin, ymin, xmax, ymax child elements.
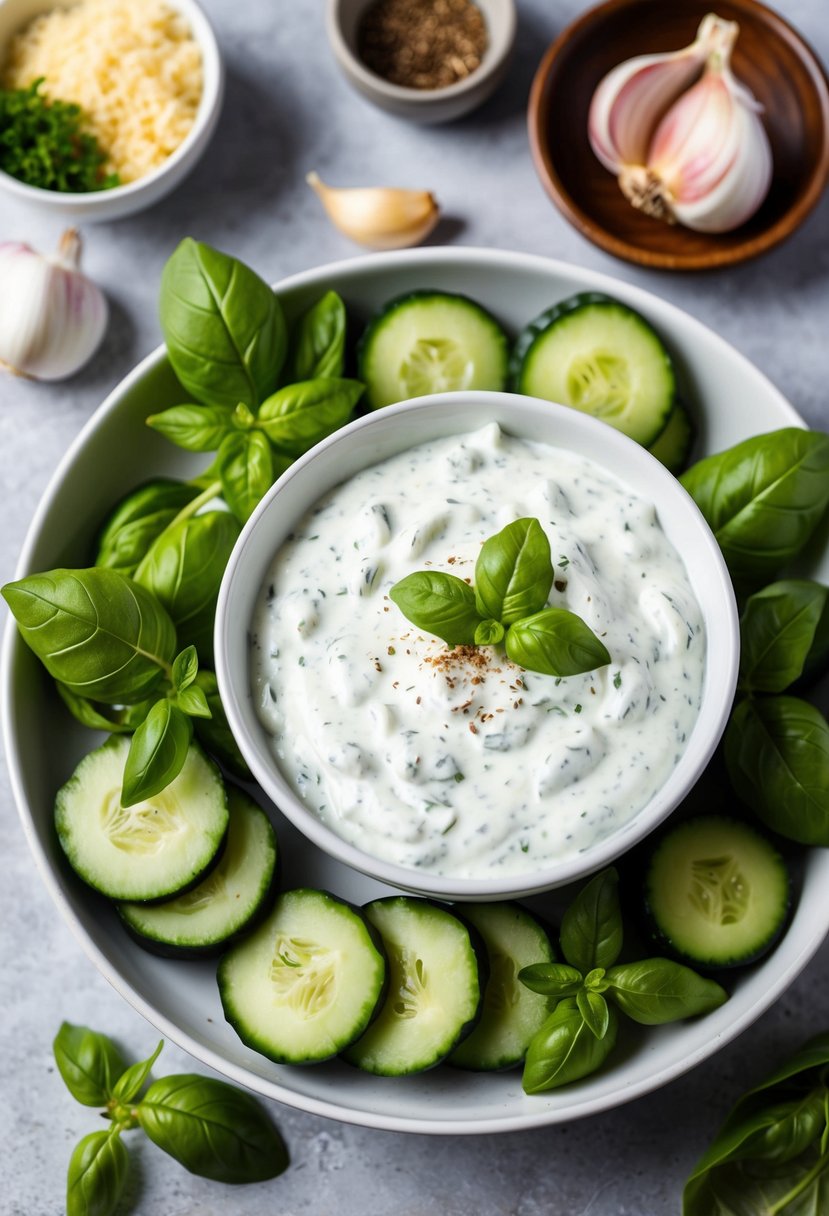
<box><xmin>250</xmin><ymin>424</ymin><xmax>705</xmax><ymax>878</ymax></box>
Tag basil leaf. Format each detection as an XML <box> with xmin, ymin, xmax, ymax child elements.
<box><xmin>474</xmin><ymin>517</ymin><xmax>553</xmax><ymax>625</ymax></box>
<box><xmin>172</xmin><ymin>645</ymin><xmax>199</xmax><ymax>692</ymax></box>
<box><xmin>518</xmin><ymin>962</ymin><xmax>584</xmax><ymax>998</ymax></box>
<box><xmin>176</xmin><ymin>684</ymin><xmax>212</xmax><ymax>719</ymax></box>
<box><xmin>56</xmin><ymin>684</ymin><xmax>137</xmax><ymax>734</ymax></box>
<box><xmin>736</xmin><ymin>1091</ymin><xmax>827</xmax><ymax>1165</ymax></box>
<box><xmin>67</xmin><ymin>1129</ymin><xmax>128</xmax><ymax>1216</ymax></box>
<box><xmin>287</xmin><ymin>290</ymin><xmax>346</xmax><ymax>381</ymax></box>
<box><xmin>605</xmin><ymin>959</ymin><xmax>727</xmax><ymax>1025</ymax></box>
<box><xmin>218</xmin><ymin>431</ymin><xmax>280</xmax><ymax>524</ymax></box>
<box><xmin>739</xmin><ymin>580</ymin><xmax>829</xmax><ymax>693</ymax></box>
<box><xmin>389</xmin><ymin>571</ymin><xmax>481</xmax><ymax>646</ymax></box>
<box><xmin>257</xmin><ymin>377</ymin><xmax>363</xmax><ymax>457</ymax></box>
<box><xmin>680</xmin><ymin>428</ymin><xmax>829</xmax><ymax>584</ymax></box>
<box><xmin>522</xmin><ymin>998</ymin><xmax>618</xmax><ymax>1094</ymax></box>
<box><xmin>725</xmin><ymin>696</ymin><xmax>829</xmax><ymax>845</ymax></box>
<box><xmin>159</xmin><ymin>239</ymin><xmax>287</xmax><ymax>410</ymax></box>
<box><xmin>2</xmin><ymin>568</ymin><xmax>176</xmax><ymax>704</ymax></box>
<box><xmin>576</xmin><ymin>988</ymin><xmax>610</xmax><ymax>1039</ymax></box>
<box><xmin>192</xmin><ymin>670</ymin><xmax>251</xmax><ymax>779</ymax></box>
<box><xmin>137</xmin><ymin>1074</ymin><xmax>289</xmax><ymax>1183</ymax></box>
<box><xmin>95</xmin><ymin>479</ymin><xmax>200</xmax><ymax>576</ymax></box>
<box><xmin>146</xmin><ymin>404</ymin><xmax>235</xmax><ymax>452</ymax></box>
<box><xmin>559</xmin><ymin>867</ymin><xmax>623</xmax><ymax>973</ymax></box>
<box><xmin>505</xmin><ymin>607</ymin><xmax>611</xmax><ymax>677</ymax></box>
<box><xmin>474</xmin><ymin>619</ymin><xmax>505</xmax><ymax>645</ymax></box>
<box><xmin>134</xmin><ymin>511</ymin><xmax>240</xmax><ymax>665</ymax></box>
<box><xmin>684</xmin><ymin>1145</ymin><xmax>829</xmax><ymax>1216</ymax></box>
<box><xmin>111</xmin><ymin>1040</ymin><xmax>164</xmax><ymax>1105</ymax></box>
<box><xmin>53</xmin><ymin>1023</ymin><xmax>127</xmax><ymax>1107</ymax></box>
<box><xmin>121</xmin><ymin>700</ymin><xmax>193</xmax><ymax>807</ymax></box>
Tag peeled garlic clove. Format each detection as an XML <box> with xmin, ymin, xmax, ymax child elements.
<box><xmin>624</xmin><ymin>23</ymin><xmax>772</xmax><ymax>234</ymax></box>
<box><xmin>588</xmin><ymin>12</ymin><xmax>726</xmax><ymax>174</ymax></box>
<box><xmin>0</xmin><ymin>229</ymin><xmax>108</xmax><ymax>381</ymax></box>
<box><xmin>307</xmin><ymin>172</ymin><xmax>440</xmax><ymax>250</ymax></box>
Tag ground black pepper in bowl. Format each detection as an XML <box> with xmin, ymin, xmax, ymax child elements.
<box><xmin>357</xmin><ymin>0</ymin><xmax>488</xmax><ymax>91</ymax></box>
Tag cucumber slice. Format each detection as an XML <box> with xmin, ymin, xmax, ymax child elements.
<box><xmin>118</xmin><ymin>787</ymin><xmax>277</xmax><ymax>956</ymax></box>
<box><xmin>343</xmin><ymin>896</ymin><xmax>484</xmax><ymax>1076</ymax></box>
<box><xmin>358</xmin><ymin>291</ymin><xmax>509</xmax><ymax>409</ymax></box>
<box><xmin>512</xmin><ymin>293</ymin><xmax>676</xmax><ymax>446</ymax></box>
<box><xmin>55</xmin><ymin>736</ymin><xmax>228</xmax><ymax>901</ymax></box>
<box><xmin>647</xmin><ymin>402</ymin><xmax>695</xmax><ymax>474</ymax></box>
<box><xmin>449</xmin><ymin>903</ymin><xmax>555</xmax><ymax>1071</ymax></box>
<box><xmin>218</xmin><ymin>889</ymin><xmax>386</xmax><ymax>1064</ymax></box>
<box><xmin>643</xmin><ymin>816</ymin><xmax>790</xmax><ymax>969</ymax></box>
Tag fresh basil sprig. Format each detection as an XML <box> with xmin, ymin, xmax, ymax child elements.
<box><xmin>738</xmin><ymin>579</ymin><xmax>829</xmax><ymax>694</ymax></box>
<box><xmin>286</xmin><ymin>289</ymin><xmax>346</xmax><ymax>382</ymax></box>
<box><xmin>54</xmin><ymin>1023</ymin><xmax>288</xmax><ymax>1216</ymax></box>
<box><xmin>683</xmin><ymin>1033</ymin><xmax>829</xmax><ymax>1215</ymax></box>
<box><xmin>517</xmin><ymin>868</ymin><xmax>727</xmax><ymax>1093</ymax></box>
<box><xmin>390</xmin><ymin>517</ymin><xmax>611</xmax><ymax>679</ymax></box>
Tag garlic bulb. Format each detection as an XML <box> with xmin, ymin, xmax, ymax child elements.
<box><xmin>589</xmin><ymin>13</ymin><xmax>723</xmax><ymax>174</ymax></box>
<box><xmin>588</xmin><ymin>14</ymin><xmax>773</xmax><ymax>235</ymax></box>
<box><xmin>306</xmin><ymin>172</ymin><xmax>440</xmax><ymax>250</ymax></box>
<box><xmin>0</xmin><ymin>229</ymin><xmax>108</xmax><ymax>380</ymax></box>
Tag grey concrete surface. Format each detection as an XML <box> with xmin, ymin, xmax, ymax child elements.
<box><xmin>1</xmin><ymin>0</ymin><xmax>828</xmax><ymax>1212</ymax></box>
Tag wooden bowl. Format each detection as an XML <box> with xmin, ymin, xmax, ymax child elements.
<box><xmin>528</xmin><ymin>0</ymin><xmax>829</xmax><ymax>270</ymax></box>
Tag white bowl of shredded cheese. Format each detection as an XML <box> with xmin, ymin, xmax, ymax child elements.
<box><xmin>0</xmin><ymin>0</ymin><xmax>223</xmax><ymax>219</ymax></box>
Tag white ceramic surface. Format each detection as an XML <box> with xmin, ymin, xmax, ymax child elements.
<box><xmin>326</xmin><ymin>0</ymin><xmax>516</xmax><ymax>123</ymax></box>
<box><xmin>0</xmin><ymin>0</ymin><xmax>224</xmax><ymax>221</ymax></box>
<box><xmin>3</xmin><ymin>247</ymin><xmax>827</xmax><ymax>1135</ymax></box>
<box><xmin>215</xmin><ymin>390</ymin><xmax>739</xmax><ymax>900</ymax></box>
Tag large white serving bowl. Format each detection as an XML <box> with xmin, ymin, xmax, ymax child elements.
<box><xmin>215</xmin><ymin>390</ymin><xmax>739</xmax><ymax>901</ymax></box>
<box><xmin>3</xmin><ymin>247</ymin><xmax>828</xmax><ymax>1134</ymax></box>
<box><xmin>0</xmin><ymin>0</ymin><xmax>224</xmax><ymax>221</ymax></box>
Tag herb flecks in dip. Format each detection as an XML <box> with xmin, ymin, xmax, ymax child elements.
<box><xmin>251</xmin><ymin>424</ymin><xmax>706</xmax><ymax>878</ymax></box>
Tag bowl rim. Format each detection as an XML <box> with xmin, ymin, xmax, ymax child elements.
<box><xmin>527</xmin><ymin>0</ymin><xmax>829</xmax><ymax>271</ymax></box>
<box><xmin>214</xmin><ymin>388</ymin><xmax>740</xmax><ymax>900</ymax></box>
<box><xmin>0</xmin><ymin>0</ymin><xmax>224</xmax><ymax>206</ymax></box>
<box><xmin>325</xmin><ymin>0</ymin><xmax>516</xmax><ymax>105</ymax></box>
<box><xmin>2</xmin><ymin>244</ymin><xmax>816</xmax><ymax>1135</ymax></box>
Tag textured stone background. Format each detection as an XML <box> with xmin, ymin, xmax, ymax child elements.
<box><xmin>1</xmin><ymin>0</ymin><xmax>828</xmax><ymax>1211</ymax></box>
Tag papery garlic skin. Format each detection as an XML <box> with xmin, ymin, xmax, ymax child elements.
<box><xmin>588</xmin><ymin>13</ymin><xmax>724</xmax><ymax>174</ymax></box>
<box><xmin>642</xmin><ymin>57</ymin><xmax>772</xmax><ymax>233</ymax></box>
<box><xmin>0</xmin><ymin>230</ymin><xmax>107</xmax><ymax>380</ymax></box>
<box><xmin>306</xmin><ymin>172</ymin><xmax>440</xmax><ymax>250</ymax></box>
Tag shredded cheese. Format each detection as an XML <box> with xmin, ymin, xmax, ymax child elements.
<box><xmin>1</xmin><ymin>0</ymin><xmax>203</xmax><ymax>184</ymax></box>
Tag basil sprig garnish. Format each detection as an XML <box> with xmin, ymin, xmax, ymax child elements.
<box><xmin>390</xmin><ymin>517</ymin><xmax>611</xmax><ymax>678</ymax></box>
<box><xmin>518</xmin><ymin>868</ymin><xmax>727</xmax><ymax>1094</ymax></box>
<box><xmin>54</xmin><ymin>1023</ymin><xmax>288</xmax><ymax>1216</ymax></box>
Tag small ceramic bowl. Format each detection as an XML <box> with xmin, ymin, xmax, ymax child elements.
<box><xmin>327</xmin><ymin>0</ymin><xmax>516</xmax><ymax>123</ymax></box>
<box><xmin>215</xmin><ymin>390</ymin><xmax>739</xmax><ymax>903</ymax></box>
<box><xmin>0</xmin><ymin>0</ymin><xmax>224</xmax><ymax>221</ymax></box>
<box><xmin>528</xmin><ymin>0</ymin><xmax>829</xmax><ymax>271</ymax></box>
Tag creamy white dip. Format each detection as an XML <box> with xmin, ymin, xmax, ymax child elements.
<box><xmin>251</xmin><ymin>424</ymin><xmax>705</xmax><ymax>878</ymax></box>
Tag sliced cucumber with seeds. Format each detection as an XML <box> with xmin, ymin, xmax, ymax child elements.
<box><xmin>358</xmin><ymin>291</ymin><xmax>509</xmax><ymax>410</ymax></box>
<box><xmin>647</xmin><ymin>402</ymin><xmax>695</xmax><ymax>474</ymax></box>
<box><xmin>511</xmin><ymin>293</ymin><xmax>676</xmax><ymax>446</ymax></box>
<box><xmin>643</xmin><ymin>816</ymin><xmax>790</xmax><ymax>970</ymax></box>
<box><xmin>218</xmin><ymin>888</ymin><xmax>386</xmax><ymax>1064</ymax></box>
<box><xmin>118</xmin><ymin>787</ymin><xmax>277</xmax><ymax>957</ymax></box>
<box><xmin>55</xmin><ymin>735</ymin><xmax>228</xmax><ymax>902</ymax></box>
<box><xmin>448</xmin><ymin>903</ymin><xmax>556</xmax><ymax>1071</ymax></box>
<box><xmin>343</xmin><ymin>896</ymin><xmax>484</xmax><ymax>1076</ymax></box>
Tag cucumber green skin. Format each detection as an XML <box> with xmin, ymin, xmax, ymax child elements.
<box><xmin>218</xmin><ymin>889</ymin><xmax>388</xmax><ymax>1066</ymax></box>
<box><xmin>342</xmin><ymin>896</ymin><xmax>488</xmax><ymax>1077</ymax></box>
<box><xmin>647</xmin><ymin>402</ymin><xmax>696</xmax><ymax>474</ymax></box>
<box><xmin>509</xmin><ymin>292</ymin><xmax>676</xmax><ymax>446</ymax></box>
<box><xmin>54</xmin><ymin>736</ymin><xmax>229</xmax><ymax>903</ymax></box>
<box><xmin>116</xmin><ymin>814</ymin><xmax>279</xmax><ymax>958</ymax></box>
<box><xmin>642</xmin><ymin>815</ymin><xmax>792</xmax><ymax>971</ymax></box>
<box><xmin>357</xmin><ymin>290</ymin><xmax>510</xmax><ymax>410</ymax></box>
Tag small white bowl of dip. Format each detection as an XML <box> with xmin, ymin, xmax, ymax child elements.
<box><xmin>215</xmin><ymin>391</ymin><xmax>739</xmax><ymax>901</ymax></box>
